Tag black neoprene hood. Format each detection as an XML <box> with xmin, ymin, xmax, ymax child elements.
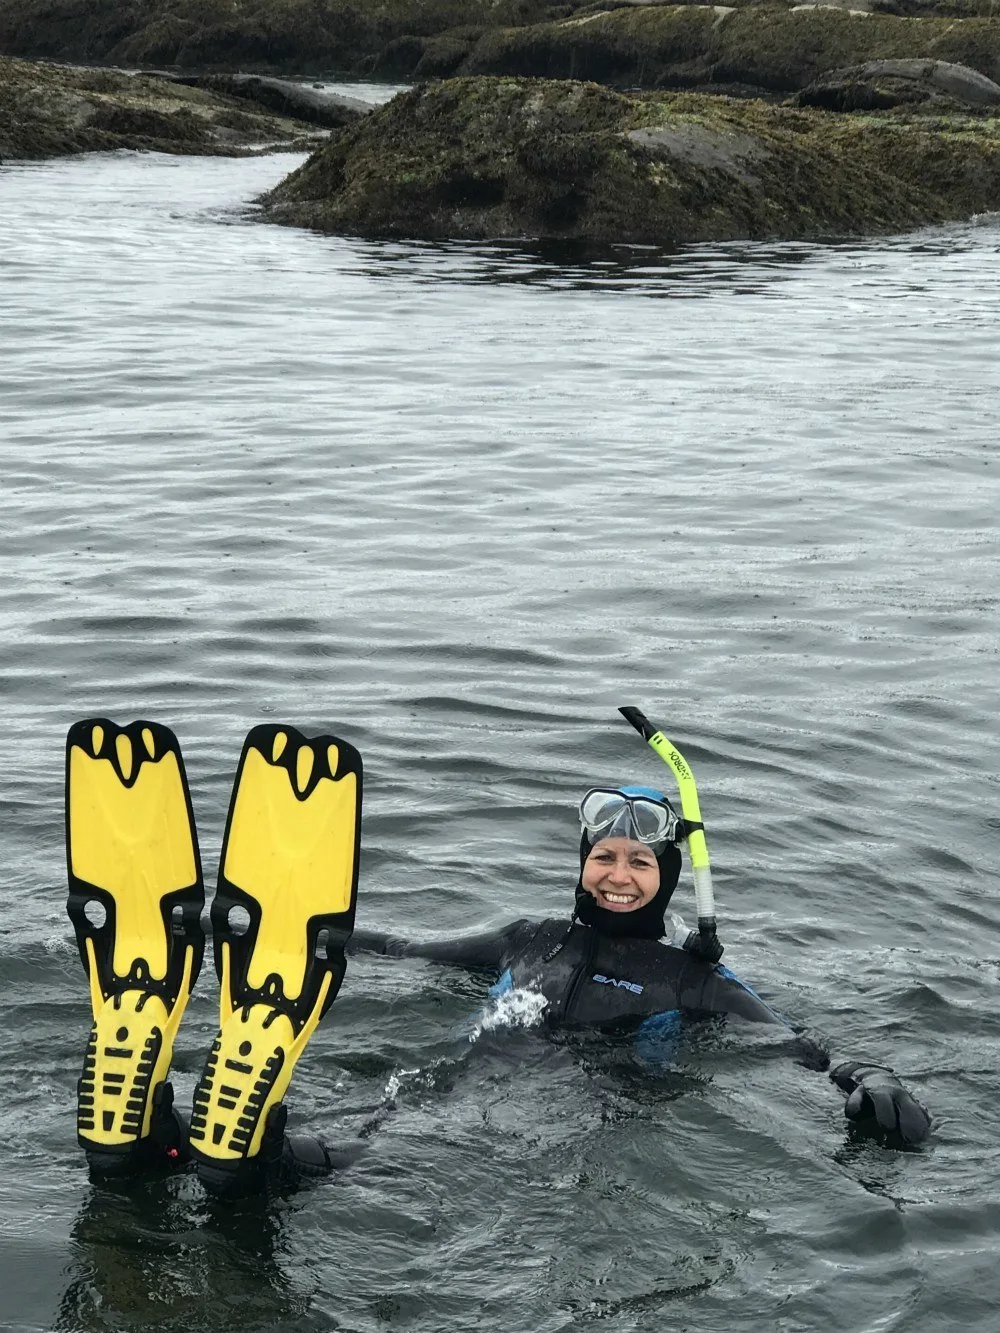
<box><xmin>573</xmin><ymin>831</ymin><xmax>682</xmax><ymax>941</ymax></box>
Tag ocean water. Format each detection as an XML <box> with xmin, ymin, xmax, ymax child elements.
<box><xmin>1</xmin><ymin>121</ymin><xmax>999</xmax><ymax>1333</ymax></box>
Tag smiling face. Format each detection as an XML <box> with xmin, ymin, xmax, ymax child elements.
<box><xmin>580</xmin><ymin>837</ymin><xmax>661</xmax><ymax>913</ymax></box>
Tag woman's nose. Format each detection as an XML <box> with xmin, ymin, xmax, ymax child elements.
<box><xmin>608</xmin><ymin>858</ymin><xmax>632</xmax><ymax>884</ymax></box>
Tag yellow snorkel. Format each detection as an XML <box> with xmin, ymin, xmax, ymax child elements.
<box><xmin>618</xmin><ymin>706</ymin><xmax>722</xmax><ymax>960</ymax></box>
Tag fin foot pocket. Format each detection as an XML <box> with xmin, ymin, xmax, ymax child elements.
<box><xmin>191</xmin><ymin>725</ymin><xmax>362</xmax><ymax>1189</ymax></box>
<box><xmin>82</xmin><ymin>1078</ymin><xmax>189</xmax><ymax>1178</ymax></box>
<box><xmin>190</xmin><ymin>1003</ymin><xmax>295</xmax><ymax>1162</ymax></box>
<box><xmin>77</xmin><ymin>989</ymin><xmax>168</xmax><ymax>1151</ymax></box>
<box><xmin>195</xmin><ymin>1107</ymin><xmax>336</xmax><ymax>1197</ymax></box>
<box><xmin>66</xmin><ymin>718</ymin><xmax>205</xmax><ymax>1171</ymax></box>
<box><xmin>195</xmin><ymin>1103</ymin><xmax>287</xmax><ymax>1198</ymax></box>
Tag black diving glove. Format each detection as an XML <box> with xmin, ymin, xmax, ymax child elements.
<box><xmin>681</xmin><ymin>929</ymin><xmax>724</xmax><ymax>965</ymax></box>
<box><xmin>831</xmin><ymin>1061</ymin><xmax>931</xmax><ymax>1146</ymax></box>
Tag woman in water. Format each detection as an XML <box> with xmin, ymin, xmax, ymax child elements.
<box><xmin>65</xmin><ymin>719</ymin><xmax>930</xmax><ymax>1201</ymax></box>
<box><xmin>349</xmin><ymin>785</ymin><xmax>932</xmax><ymax>1147</ymax></box>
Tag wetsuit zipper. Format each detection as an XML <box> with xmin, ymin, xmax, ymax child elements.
<box><xmin>560</xmin><ymin>927</ymin><xmax>599</xmax><ymax>1023</ymax></box>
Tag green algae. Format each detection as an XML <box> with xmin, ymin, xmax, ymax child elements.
<box><xmin>0</xmin><ymin>56</ymin><xmax>325</xmax><ymax>159</ymax></box>
<box><xmin>4</xmin><ymin>0</ymin><xmax>1000</xmax><ymax>93</ymax></box>
<box><xmin>0</xmin><ymin>0</ymin><xmax>578</xmax><ymax>72</ymax></box>
<box><xmin>260</xmin><ymin>74</ymin><xmax>1000</xmax><ymax>243</ymax></box>
<box><xmin>457</xmin><ymin>7</ymin><xmax>1000</xmax><ymax>92</ymax></box>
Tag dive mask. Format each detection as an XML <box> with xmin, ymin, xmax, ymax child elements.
<box><xmin>579</xmin><ymin>786</ymin><xmax>680</xmax><ymax>850</ymax></box>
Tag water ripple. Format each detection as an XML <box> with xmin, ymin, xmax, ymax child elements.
<box><xmin>1</xmin><ymin>138</ymin><xmax>998</xmax><ymax>1333</ymax></box>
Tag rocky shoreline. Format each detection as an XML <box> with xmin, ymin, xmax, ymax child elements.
<box><xmin>3</xmin><ymin>2</ymin><xmax>1000</xmax><ymax>244</ymax></box>
<box><xmin>0</xmin><ymin>57</ymin><xmax>364</xmax><ymax>159</ymax></box>
<box><xmin>0</xmin><ymin>0</ymin><xmax>573</xmax><ymax>75</ymax></box>
<box><xmin>393</xmin><ymin>7</ymin><xmax>1000</xmax><ymax>95</ymax></box>
<box><xmin>2</xmin><ymin>0</ymin><xmax>1000</xmax><ymax>79</ymax></box>
<box><xmin>259</xmin><ymin>75</ymin><xmax>1000</xmax><ymax>243</ymax></box>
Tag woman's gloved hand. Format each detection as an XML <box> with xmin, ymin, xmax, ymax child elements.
<box><xmin>830</xmin><ymin>1061</ymin><xmax>932</xmax><ymax>1146</ymax></box>
<box><xmin>681</xmin><ymin>929</ymin><xmax>724</xmax><ymax>965</ymax></box>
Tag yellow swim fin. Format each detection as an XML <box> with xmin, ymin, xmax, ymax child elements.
<box><xmin>189</xmin><ymin>724</ymin><xmax>361</xmax><ymax>1194</ymax></box>
<box><xmin>65</xmin><ymin>719</ymin><xmax>205</xmax><ymax>1176</ymax></box>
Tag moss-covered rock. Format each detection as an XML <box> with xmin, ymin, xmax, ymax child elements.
<box><xmin>259</xmin><ymin>74</ymin><xmax>1000</xmax><ymax>243</ymax></box>
<box><xmin>4</xmin><ymin>0</ymin><xmax>1000</xmax><ymax>85</ymax></box>
<box><xmin>795</xmin><ymin>57</ymin><xmax>1000</xmax><ymax>110</ymax></box>
<box><xmin>0</xmin><ymin>56</ymin><xmax>327</xmax><ymax>159</ymax></box>
<box><xmin>0</xmin><ymin>0</ymin><xmax>579</xmax><ymax>72</ymax></box>
<box><xmin>872</xmin><ymin>0</ymin><xmax>1000</xmax><ymax>16</ymax></box>
<box><xmin>450</xmin><ymin>7</ymin><xmax>1000</xmax><ymax>94</ymax></box>
<box><xmin>173</xmin><ymin>74</ymin><xmax>372</xmax><ymax>128</ymax></box>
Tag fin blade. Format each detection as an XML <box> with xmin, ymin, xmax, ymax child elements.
<box><xmin>195</xmin><ymin>725</ymin><xmax>360</xmax><ymax>1181</ymax></box>
<box><xmin>213</xmin><ymin>724</ymin><xmax>361</xmax><ymax>1022</ymax></box>
<box><xmin>66</xmin><ymin>718</ymin><xmax>205</xmax><ymax>1000</ymax></box>
<box><xmin>66</xmin><ymin>718</ymin><xmax>205</xmax><ymax>1169</ymax></box>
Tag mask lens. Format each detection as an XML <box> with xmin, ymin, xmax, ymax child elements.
<box><xmin>580</xmin><ymin>790</ymin><xmax>626</xmax><ymax>833</ymax></box>
<box><xmin>629</xmin><ymin>799</ymin><xmax>671</xmax><ymax>843</ymax></box>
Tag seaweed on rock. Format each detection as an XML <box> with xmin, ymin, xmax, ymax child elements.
<box><xmin>260</xmin><ymin>74</ymin><xmax>1000</xmax><ymax>243</ymax></box>
<box><xmin>456</xmin><ymin>7</ymin><xmax>1000</xmax><ymax>94</ymax></box>
<box><xmin>0</xmin><ymin>0</ymin><xmax>580</xmax><ymax>71</ymax></box>
<box><xmin>0</xmin><ymin>56</ymin><xmax>326</xmax><ymax>159</ymax></box>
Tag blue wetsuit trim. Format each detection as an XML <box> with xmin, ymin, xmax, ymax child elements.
<box><xmin>636</xmin><ymin>1009</ymin><xmax>683</xmax><ymax>1063</ymax></box>
<box><xmin>715</xmin><ymin>963</ymin><xmax>788</xmax><ymax>1027</ymax></box>
<box><xmin>489</xmin><ymin>968</ymin><xmax>514</xmax><ymax>999</ymax></box>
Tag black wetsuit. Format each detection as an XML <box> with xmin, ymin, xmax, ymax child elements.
<box><xmin>348</xmin><ymin>916</ymin><xmax>934</xmax><ymax>1144</ymax></box>
<box><xmin>350</xmin><ymin>918</ymin><xmax>781</xmax><ymax>1031</ymax></box>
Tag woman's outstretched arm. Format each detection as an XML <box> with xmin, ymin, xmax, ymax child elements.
<box><xmin>347</xmin><ymin>919</ymin><xmax>541</xmax><ymax>971</ymax></box>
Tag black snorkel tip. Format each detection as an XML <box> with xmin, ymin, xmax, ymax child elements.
<box><xmin>618</xmin><ymin>706</ymin><xmax>656</xmax><ymax>741</ymax></box>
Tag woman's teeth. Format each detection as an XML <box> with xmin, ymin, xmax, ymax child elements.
<box><xmin>602</xmin><ymin>891</ymin><xmax>636</xmax><ymax>904</ymax></box>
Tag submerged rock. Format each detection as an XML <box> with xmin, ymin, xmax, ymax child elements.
<box><xmin>0</xmin><ymin>56</ymin><xmax>327</xmax><ymax>159</ymax></box>
<box><xmin>259</xmin><ymin>75</ymin><xmax>1000</xmax><ymax>243</ymax></box>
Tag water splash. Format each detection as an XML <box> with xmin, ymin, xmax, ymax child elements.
<box><xmin>468</xmin><ymin>986</ymin><xmax>549</xmax><ymax>1044</ymax></box>
<box><xmin>381</xmin><ymin>1066</ymin><xmax>421</xmax><ymax>1106</ymax></box>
